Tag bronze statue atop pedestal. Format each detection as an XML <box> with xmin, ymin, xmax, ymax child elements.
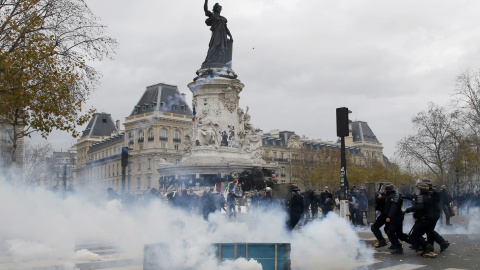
<box><xmin>202</xmin><ymin>0</ymin><xmax>233</xmax><ymax>69</ymax></box>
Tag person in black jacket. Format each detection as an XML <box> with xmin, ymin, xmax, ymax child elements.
<box><xmin>371</xmin><ymin>181</ymin><xmax>390</xmax><ymax>248</ymax></box>
<box><xmin>421</xmin><ymin>179</ymin><xmax>450</xmax><ymax>253</ymax></box>
<box><xmin>320</xmin><ymin>186</ymin><xmax>335</xmax><ymax>218</ymax></box>
<box><xmin>311</xmin><ymin>190</ymin><xmax>319</xmax><ymax>220</ymax></box>
<box><xmin>227</xmin><ymin>190</ymin><xmax>239</xmax><ymax>218</ymax></box>
<box><xmin>202</xmin><ymin>190</ymin><xmax>217</xmax><ymax>221</ymax></box>
<box><xmin>384</xmin><ymin>184</ymin><xmax>408</xmax><ymax>254</ymax></box>
<box><xmin>302</xmin><ymin>190</ymin><xmax>312</xmax><ymax>225</ymax></box>
<box><xmin>438</xmin><ymin>185</ymin><xmax>452</xmax><ymax>226</ymax></box>
<box><xmin>286</xmin><ymin>185</ymin><xmax>304</xmax><ymax>231</ymax></box>
<box><xmin>404</xmin><ymin>183</ymin><xmax>436</xmax><ymax>258</ymax></box>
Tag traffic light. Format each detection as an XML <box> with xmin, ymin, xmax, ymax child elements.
<box><xmin>336</xmin><ymin>107</ymin><xmax>350</xmax><ymax>137</ymax></box>
<box><xmin>121</xmin><ymin>147</ymin><xmax>129</xmax><ymax>167</ymax></box>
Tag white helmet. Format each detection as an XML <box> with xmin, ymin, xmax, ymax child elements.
<box><xmin>265</xmin><ymin>187</ymin><xmax>272</xmax><ymax>192</ymax></box>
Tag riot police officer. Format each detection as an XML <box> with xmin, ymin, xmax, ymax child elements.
<box><xmin>384</xmin><ymin>183</ymin><xmax>408</xmax><ymax>254</ymax></box>
<box><xmin>286</xmin><ymin>185</ymin><xmax>304</xmax><ymax>230</ymax></box>
<box><xmin>371</xmin><ymin>180</ymin><xmax>390</xmax><ymax>248</ymax></box>
<box><xmin>404</xmin><ymin>183</ymin><xmax>436</xmax><ymax>257</ymax></box>
<box><xmin>421</xmin><ymin>179</ymin><xmax>450</xmax><ymax>252</ymax></box>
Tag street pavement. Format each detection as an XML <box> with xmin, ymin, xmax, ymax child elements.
<box><xmin>355</xmin><ymin>212</ymin><xmax>480</xmax><ymax>270</ymax></box>
<box><xmin>1</xmin><ymin>212</ymin><xmax>478</xmax><ymax>270</ymax></box>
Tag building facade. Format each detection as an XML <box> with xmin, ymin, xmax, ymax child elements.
<box><xmin>74</xmin><ymin>82</ymin><xmax>387</xmax><ymax>195</ymax></box>
<box><xmin>260</xmin><ymin>120</ymin><xmax>385</xmax><ymax>188</ymax></box>
<box><xmin>75</xmin><ymin>83</ymin><xmax>193</xmax><ymax>193</ymax></box>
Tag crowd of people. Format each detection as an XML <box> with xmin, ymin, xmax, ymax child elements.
<box><xmin>369</xmin><ymin>179</ymin><xmax>480</xmax><ymax>258</ymax></box>
<box><xmin>105</xmin><ymin>182</ymin><xmax>480</xmax><ymax>238</ymax></box>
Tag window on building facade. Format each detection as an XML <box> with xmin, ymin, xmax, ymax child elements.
<box><xmin>148</xmin><ymin>128</ymin><xmax>154</xmax><ymax>141</ymax></box>
<box><xmin>148</xmin><ymin>158</ymin><xmax>151</xmax><ymax>170</ymax></box>
<box><xmin>174</xmin><ymin>144</ymin><xmax>179</xmax><ymax>150</ymax></box>
<box><xmin>160</xmin><ymin>128</ymin><xmax>168</xmax><ymax>141</ymax></box>
<box><xmin>147</xmin><ymin>177</ymin><xmax>151</xmax><ymax>189</ymax></box>
<box><xmin>138</xmin><ymin>159</ymin><xmax>141</xmax><ymax>171</ymax></box>
<box><xmin>137</xmin><ymin>177</ymin><xmax>141</xmax><ymax>189</ymax></box>
<box><xmin>138</xmin><ymin>130</ymin><xmax>144</xmax><ymax>143</ymax></box>
<box><xmin>173</xmin><ymin>130</ymin><xmax>181</xmax><ymax>143</ymax></box>
<box><xmin>128</xmin><ymin>131</ymin><xmax>134</xmax><ymax>145</ymax></box>
<box><xmin>161</xmin><ymin>143</ymin><xmax>166</xmax><ymax>149</ymax></box>
<box><xmin>281</xmin><ymin>167</ymin><xmax>286</xmax><ymax>177</ymax></box>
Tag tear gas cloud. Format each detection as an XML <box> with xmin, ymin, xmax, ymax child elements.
<box><xmin>0</xmin><ymin>173</ymin><xmax>374</xmax><ymax>270</ymax></box>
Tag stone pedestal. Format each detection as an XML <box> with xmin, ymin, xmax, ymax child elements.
<box><xmin>157</xmin><ymin>67</ymin><xmax>276</xmax><ymax>186</ymax></box>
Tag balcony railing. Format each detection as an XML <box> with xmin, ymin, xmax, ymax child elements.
<box><xmin>138</xmin><ymin>138</ymin><xmax>144</xmax><ymax>143</ymax></box>
<box><xmin>148</xmin><ymin>137</ymin><xmax>154</xmax><ymax>142</ymax></box>
<box><xmin>173</xmin><ymin>138</ymin><xmax>181</xmax><ymax>143</ymax></box>
<box><xmin>274</xmin><ymin>158</ymin><xmax>289</xmax><ymax>162</ymax></box>
<box><xmin>160</xmin><ymin>137</ymin><xmax>168</xmax><ymax>141</ymax></box>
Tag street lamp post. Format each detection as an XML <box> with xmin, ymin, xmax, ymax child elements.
<box><xmin>455</xmin><ymin>168</ymin><xmax>460</xmax><ymax>196</ymax></box>
<box><xmin>63</xmin><ymin>163</ymin><xmax>67</xmax><ymax>191</ymax></box>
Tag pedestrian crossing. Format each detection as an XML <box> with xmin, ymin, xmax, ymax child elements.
<box><xmin>355</xmin><ymin>249</ymin><xmax>473</xmax><ymax>270</ymax></box>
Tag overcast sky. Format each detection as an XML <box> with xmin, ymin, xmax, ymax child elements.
<box><xmin>29</xmin><ymin>0</ymin><xmax>480</xmax><ymax>159</ymax></box>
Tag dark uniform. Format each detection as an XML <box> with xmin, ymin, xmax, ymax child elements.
<box><xmin>320</xmin><ymin>187</ymin><xmax>334</xmax><ymax>218</ymax></box>
<box><xmin>422</xmin><ymin>179</ymin><xmax>450</xmax><ymax>252</ymax></box>
<box><xmin>371</xmin><ymin>182</ymin><xmax>390</xmax><ymax>248</ymax></box>
<box><xmin>286</xmin><ymin>186</ymin><xmax>304</xmax><ymax>231</ymax></box>
<box><xmin>404</xmin><ymin>183</ymin><xmax>435</xmax><ymax>257</ymax></box>
<box><xmin>227</xmin><ymin>191</ymin><xmax>238</xmax><ymax>218</ymax></box>
<box><xmin>201</xmin><ymin>191</ymin><xmax>217</xmax><ymax>221</ymax></box>
<box><xmin>384</xmin><ymin>186</ymin><xmax>408</xmax><ymax>254</ymax></box>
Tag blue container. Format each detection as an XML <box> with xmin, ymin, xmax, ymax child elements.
<box><xmin>213</xmin><ymin>243</ymin><xmax>291</xmax><ymax>270</ymax></box>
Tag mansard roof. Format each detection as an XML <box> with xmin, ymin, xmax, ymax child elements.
<box><xmin>81</xmin><ymin>113</ymin><xmax>117</xmax><ymax>138</ymax></box>
<box><xmin>351</xmin><ymin>121</ymin><xmax>380</xmax><ymax>143</ymax></box>
<box><xmin>89</xmin><ymin>132</ymin><xmax>124</xmax><ymax>152</ymax></box>
<box><xmin>130</xmin><ymin>83</ymin><xmax>192</xmax><ymax>117</ymax></box>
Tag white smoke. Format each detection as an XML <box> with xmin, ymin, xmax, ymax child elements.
<box><xmin>0</xmin><ymin>175</ymin><xmax>373</xmax><ymax>269</ymax></box>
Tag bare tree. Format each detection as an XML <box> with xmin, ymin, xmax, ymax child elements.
<box><xmin>452</xmin><ymin>69</ymin><xmax>480</xmax><ymax>186</ymax></box>
<box><xmin>23</xmin><ymin>141</ymin><xmax>53</xmax><ymax>184</ymax></box>
<box><xmin>396</xmin><ymin>103</ymin><xmax>459</xmax><ymax>184</ymax></box>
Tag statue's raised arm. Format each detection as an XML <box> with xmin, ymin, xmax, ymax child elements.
<box><xmin>201</xmin><ymin>0</ymin><xmax>233</xmax><ymax>69</ymax></box>
<box><xmin>204</xmin><ymin>0</ymin><xmax>209</xmax><ymax>15</ymax></box>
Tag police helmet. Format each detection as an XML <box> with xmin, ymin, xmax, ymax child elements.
<box><xmin>421</xmin><ymin>179</ymin><xmax>433</xmax><ymax>190</ymax></box>
<box><xmin>291</xmin><ymin>184</ymin><xmax>300</xmax><ymax>192</ymax></box>
<box><xmin>377</xmin><ymin>180</ymin><xmax>387</xmax><ymax>192</ymax></box>
<box><xmin>265</xmin><ymin>187</ymin><xmax>272</xmax><ymax>193</ymax></box>
<box><xmin>416</xmin><ymin>183</ymin><xmax>430</xmax><ymax>193</ymax></box>
<box><xmin>384</xmin><ymin>182</ymin><xmax>394</xmax><ymax>192</ymax></box>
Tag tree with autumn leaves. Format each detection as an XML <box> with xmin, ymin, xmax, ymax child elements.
<box><xmin>0</xmin><ymin>0</ymin><xmax>116</xmax><ymax>164</ymax></box>
<box><xmin>291</xmin><ymin>147</ymin><xmax>413</xmax><ymax>193</ymax></box>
